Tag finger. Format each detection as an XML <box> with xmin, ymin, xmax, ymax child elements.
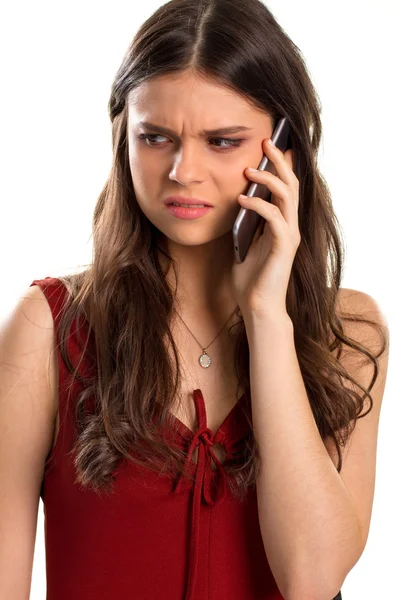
<box><xmin>243</xmin><ymin>169</ymin><xmax>298</xmax><ymax>227</ymax></box>
<box><xmin>262</xmin><ymin>138</ymin><xmax>298</xmax><ymax>188</ymax></box>
<box><xmin>238</xmin><ymin>194</ymin><xmax>289</xmax><ymax>243</ymax></box>
<box><xmin>283</xmin><ymin>149</ymin><xmax>294</xmax><ymax>172</ymax></box>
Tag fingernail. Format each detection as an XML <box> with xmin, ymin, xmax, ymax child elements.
<box><xmin>247</xmin><ymin>167</ymin><xmax>258</xmax><ymax>172</ymax></box>
<box><xmin>268</xmin><ymin>138</ymin><xmax>275</xmax><ymax>147</ymax></box>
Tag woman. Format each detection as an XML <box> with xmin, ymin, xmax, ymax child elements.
<box><xmin>0</xmin><ymin>0</ymin><xmax>389</xmax><ymax>599</ymax></box>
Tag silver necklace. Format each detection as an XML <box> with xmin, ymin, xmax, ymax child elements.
<box><xmin>174</xmin><ymin>305</ymin><xmax>239</xmax><ymax>368</ymax></box>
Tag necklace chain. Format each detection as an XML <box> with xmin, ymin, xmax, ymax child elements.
<box><xmin>174</xmin><ymin>305</ymin><xmax>239</xmax><ymax>368</ymax></box>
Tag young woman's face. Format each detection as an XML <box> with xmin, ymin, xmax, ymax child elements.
<box><xmin>127</xmin><ymin>70</ymin><xmax>273</xmax><ymax>247</ymax></box>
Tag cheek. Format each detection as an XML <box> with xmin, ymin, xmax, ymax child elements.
<box><xmin>128</xmin><ymin>142</ymin><xmax>153</xmax><ymax>184</ymax></box>
<box><xmin>129</xmin><ymin>162</ymin><xmax>163</xmax><ymax>216</ymax></box>
<box><xmin>129</xmin><ymin>156</ymin><xmax>153</xmax><ymax>193</ymax></box>
<box><xmin>220</xmin><ymin>163</ymin><xmax>249</xmax><ymax>196</ymax></box>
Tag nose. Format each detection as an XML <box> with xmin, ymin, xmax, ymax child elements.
<box><xmin>168</xmin><ymin>145</ymin><xmax>204</xmax><ymax>186</ymax></box>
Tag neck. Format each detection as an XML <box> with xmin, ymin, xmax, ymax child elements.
<box><xmin>156</xmin><ymin>230</ymin><xmax>237</xmax><ymax>314</ymax></box>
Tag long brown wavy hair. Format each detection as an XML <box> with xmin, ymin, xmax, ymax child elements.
<box><xmin>56</xmin><ymin>0</ymin><xmax>389</xmax><ymax>502</ymax></box>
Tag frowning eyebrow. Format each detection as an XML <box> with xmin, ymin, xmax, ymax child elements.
<box><xmin>138</xmin><ymin>121</ymin><xmax>254</xmax><ymax>137</ymax></box>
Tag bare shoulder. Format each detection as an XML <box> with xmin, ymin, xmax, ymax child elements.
<box><xmin>325</xmin><ymin>286</ymin><xmax>389</xmax><ymax>551</ymax></box>
<box><xmin>1</xmin><ymin>284</ymin><xmax>55</xmax><ymax>339</ymax></box>
<box><xmin>10</xmin><ymin>283</ymin><xmax>55</xmax><ymax>326</ymax></box>
<box><xmin>0</xmin><ymin>283</ymin><xmax>59</xmax><ymax>452</ymax></box>
<box><xmin>0</xmin><ymin>285</ymin><xmax>59</xmax><ymax>595</ymax></box>
<box><xmin>337</xmin><ymin>286</ymin><xmax>387</xmax><ymax>315</ymax></box>
<box><xmin>336</xmin><ymin>286</ymin><xmax>389</xmax><ymax>349</ymax></box>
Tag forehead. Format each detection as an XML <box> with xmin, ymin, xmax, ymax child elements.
<box><xmin>127</xmin><ymin>71</ymin><xmax>269</xmax><ymax>128</ymax></box>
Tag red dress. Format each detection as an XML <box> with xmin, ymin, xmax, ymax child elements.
<box><xmin>31</xmin><ymin>276</ymin><xmax>285</xmax><ymax>600</ymax></box>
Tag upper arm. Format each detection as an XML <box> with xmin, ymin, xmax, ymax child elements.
<box><xmin>324</xmin><ymin>288</ymin><xmax>390</xmax><ymax>551</ymax></box>
<box><xmin>0</xmin><ymin>284</ymin><xmax>58</xmax><ymax>599</ymax></box>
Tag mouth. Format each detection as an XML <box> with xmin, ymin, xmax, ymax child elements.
<box><xmin>165</xmin><ymin>203</ymin><xmax>213</xmax><ymax>220</ymax></box>
<box><xmin>164</xmin><ymin>196</ymin><xmax>213</xmax><ymax>207</ymax></box>
<box><xmin>167</xmin><ymin>202</ymin><xmax>208</xmax><ymax>208</ymax></box>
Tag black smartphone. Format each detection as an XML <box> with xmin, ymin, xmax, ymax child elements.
<box><xmin>233</xmin><ymin>117</ymin><xmax>292</xmax><ymax>263</ymax></box>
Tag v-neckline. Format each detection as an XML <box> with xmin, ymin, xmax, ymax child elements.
<box><xmin>167</xmin><ymin>389</ymin><xmax>247</xmax><ymax>439</ymax></box>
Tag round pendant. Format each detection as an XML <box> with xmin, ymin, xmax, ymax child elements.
<box><xmin>199</xmin><ymin>350</ymin><xmax>211</xmax><ymax>368</ymax></box>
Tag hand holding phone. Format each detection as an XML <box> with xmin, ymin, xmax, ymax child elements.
<box><xmin>232</xmin><ymin>117</ymin><xmax>292</xmax><ymax>263</ymax></box>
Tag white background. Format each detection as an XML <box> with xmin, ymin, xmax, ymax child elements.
<box><xmin>0</xmin><ymin>1</ymin><xmax>398</xmax><ymax>598</ymax></box>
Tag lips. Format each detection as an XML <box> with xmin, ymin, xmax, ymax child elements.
<box><xmin>166</xmin><ymin>204</ymin><xmax>213</xmax><ymax>219</ymax></box>
<box><xmin>164</xmin><ymin>196</ymin><xmax>213</xmax><ymax>207</ymax></box>
<box><xmin>169</xmin><ymin>202</ymin><xmax>206</xmax><ymax>208</ymax></box>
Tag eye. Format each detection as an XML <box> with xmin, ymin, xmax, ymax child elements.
<box><xmin>137</xmin><ymin>133</ymin><xmax>243</xmax><ymax>151</ymax></box>
<box><xmin>209</xmin><ymin>137</ymin><xmax>243</xmax><ymax>150</ymax></box>
<box><xmin>138</xmin><ymin>133</ymin><xmax>168</xmax><ymax>146</ymax></box>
